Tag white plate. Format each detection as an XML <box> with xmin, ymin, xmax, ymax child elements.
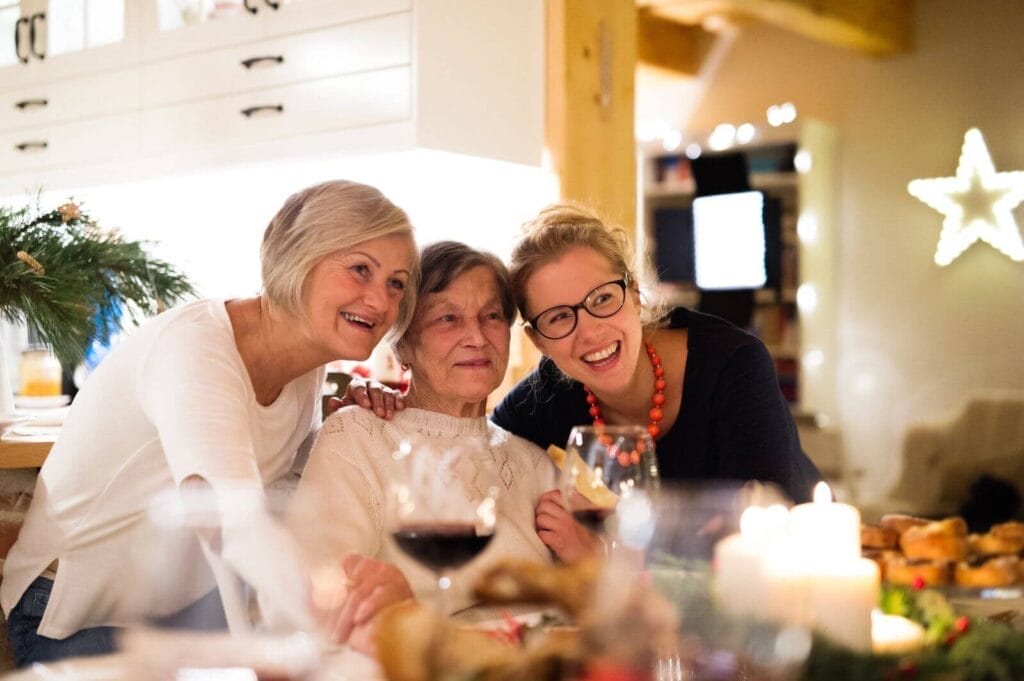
<box><xmin>0</xmin><ymin>414</ymin><xmax>28</xmax><ymax>437</ymax></box>
<box><xmin>14</xmin><ymin>395</ymin><xmax>70</xmax><ymax>409</ymax></box>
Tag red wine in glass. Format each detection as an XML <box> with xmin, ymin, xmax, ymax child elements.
<box><xmin>392</xmin><ymin>523</ymin><xmax>494</xmax><ymax>572</ymax></box>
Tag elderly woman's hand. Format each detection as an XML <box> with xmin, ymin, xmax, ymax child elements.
<box><xmin>316</xmin><ymin>554</ymin><xmax>414</xmax><ymax>655</ymax></box>
<box><xmin>534</xmin><ymin>489</ymin><xmax>601</xmax><ymax>563</ymax></box>
<box><xmin>332</xmin><ymin>376</ymin><xmax>405</xmax><ymax>419</ymax></box>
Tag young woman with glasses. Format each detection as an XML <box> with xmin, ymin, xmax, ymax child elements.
<box><xmin>487</xmin><ymin>204</ymin><xmax>821</xmax><ymax>561</ymax></box>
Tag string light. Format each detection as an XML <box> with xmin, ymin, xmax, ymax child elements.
<box><xmin>908</xmin><ymin>128</ymin><xmax>1024</xmax><ymax>266</ymax></box>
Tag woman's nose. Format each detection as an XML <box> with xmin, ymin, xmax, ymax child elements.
<box><xmin>462</xmin><ymin>319</ymin><xmax>486</xmax><ymax>345</ymax></box>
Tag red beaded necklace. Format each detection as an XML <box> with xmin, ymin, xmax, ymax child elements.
<box><xmin>583</xmin><ymin>339</ymin><xmax>666</xmax><ymax>466</ymax></box>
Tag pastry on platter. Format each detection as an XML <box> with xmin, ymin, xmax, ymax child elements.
<box><xmin>885</xmin><ymin>556</ymin><xmax>953</xmax><ymax>587</ymax></box>
<box><xmin>900</xmin><ymin>518</ymin><xmax>968</xmax><ymax>562</ymax></box>
<box><xmin>990</xmin><ymin>520</ymin><xmax>1024</xmax><ymax>543</ymax></box>
<box><xmin>863</xmin><ymin>549</ymin><xmax>901</xmax><ymax>580</ymax></box>
<box><xmin>968</xmin><ymin>531</ymin><xmax>1024</xmax><ymax>557</ymax></box>
<box><xmin>861</xmin><ymin>524</ymin><xmax>900</xmax><ymax>550</ymax></box>
<box><xmin>954</xmin><ymin>556</ymin><xmax>1020</xmax><ymax>588</ymax></box>
<box><xmin>879</xmin><ymin>513</ymin><xmax>930</xmax><ymax>536</ymax></box>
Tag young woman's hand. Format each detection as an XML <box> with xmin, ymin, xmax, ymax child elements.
<box><xmin>315</xmin><ymin>554</ymin><xmax>414</xmax><ymax>655</ymax></box>
<box><xmin>330</xmin><ymin>377</ymin><xmax>405</xmax><ymax>419</ymax></box>
<box><xmin>534</xmin><ymin>489</ymin><xmax>600</xmax><ymax>563</ymax></box>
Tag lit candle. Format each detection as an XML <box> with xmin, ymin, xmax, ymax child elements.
<box><xmin>871</xmin><ymin>610</ymin><xmax>926</xmax><ymax>655</ymax></box>
<box><xmin>785</xmin><ymin>482</ymin><xmax>880</xmax><ymax>652</ymax></box>
<box><xmin>713</xmin><ymin>504</ymin><xmax>788</xmax><ymax>619</ymax></box>
<box><xmin>788</xmin><ymin>482</ymin><xmax>861</xmax><ymax>564</ymax></box>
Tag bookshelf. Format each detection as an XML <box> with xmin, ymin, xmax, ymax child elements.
<box><xmin>639</xmin><ymin>120</ymin><xmax>838</xmax><ymax>417</ymax></box>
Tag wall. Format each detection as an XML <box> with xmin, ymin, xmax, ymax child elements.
<box><xmin>2</xmin><ymin>150</ymin><xmax>556</xmax><ymax>388</ymax></box>
<box><xmin>683</xmin><ymin>0</ymin><xmax>1024</xmax><ymax>503</ymax></box>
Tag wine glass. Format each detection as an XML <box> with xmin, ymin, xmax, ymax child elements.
<box><xmin>386</xmin><ymin>438</ymin><xmax>499</xmax><ymax>615</ymax></box>
<box><xmin>560</xmin><ymin>424</ymin><xmax>660</xmax><ymax>538</ymax></box>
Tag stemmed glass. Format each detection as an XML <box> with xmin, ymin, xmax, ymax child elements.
<box><xmin>386</xmin><ymin>438</ymin><xmax>498</xmax><ymax>615</ymax></box>
<box><xmin>560</xmin><ymin>425</ymin><xmax>660</xmax><ymax>538</ymax></box>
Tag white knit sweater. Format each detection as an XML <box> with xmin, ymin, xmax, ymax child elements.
<box><xmin>292</xmin><ymin>406</ymin><xmax>557</xmax><ymax>614</ymax></box>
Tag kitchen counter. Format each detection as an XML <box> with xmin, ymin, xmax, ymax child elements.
<box><xmin>0</xmin><ymin>434</ymin><xmax>53</xmax><ymax>468</ymax></box>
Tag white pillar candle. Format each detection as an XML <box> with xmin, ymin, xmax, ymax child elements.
<box><xmin>805</xmin><ymin>557</ymin><xmax>880</xmax><ymax>652</ymax></box>
<box><xmin>788</xmin><ymin>482</ymin><xmax>861</xmax><ymax>564</ymax></box>
<box><xmin>872</xmin><ymin>610</ymin><xmax>926</xmax><ymax>655</ymax></box>
<box><xmin>713</xmin><ymin>504</ymin><xmax>788</xmax><ymax>619</ymax></box>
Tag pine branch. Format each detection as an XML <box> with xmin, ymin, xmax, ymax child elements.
<box><xmin>0</xmin><ymin>199</ymin><xmax>196</xmax><ymax>366</ymax></box>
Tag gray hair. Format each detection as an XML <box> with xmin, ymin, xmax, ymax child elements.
<box><xmin>392</xmin><ymin>241</ymin><xmax>514</xmax><ymax>361</ymax></box>
<box><xmin>260</xmin><ymin>180</ymin><xmax>419</xmax><ymax>340</ymax></box>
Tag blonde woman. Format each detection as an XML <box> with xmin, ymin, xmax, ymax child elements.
<box><xmin>2</xmin><ymin>181</ymin><xmax>418</xmax><ymax>666</ymax></box>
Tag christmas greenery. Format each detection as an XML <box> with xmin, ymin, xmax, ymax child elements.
<box><xmin>804</xmin><ymin>584</ymin><xmax>1024</xmax><ymax>681</ymax></box>
<box><xmin>0</xmin><ymin>199</ymin><xmax>196</xmax><ymax>366</ymax></box>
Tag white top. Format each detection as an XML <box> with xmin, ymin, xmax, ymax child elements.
<box><xmin>0</xmin><ymin>299</ymin><xmax>323</xmax><ymax>639</ymax></box>
<box><xmin>292</xmin><ymin>407</ymin><xmax>557</xmax><ymax>614</ymax></box>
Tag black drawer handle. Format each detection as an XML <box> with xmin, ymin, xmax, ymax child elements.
<box><xmin>243</xmin><ymin>0</ymin><xmax>259</xmax><ymax>14</ymax></box>
<box><xmin>15</xmin><ymin>98</ymin><xmax>48</xmax><ymax>110</ymax></box>
<box><xmin>240</xmin><ymin>55</ymin><xmax>284</xmax><ymax>69</ymax></box>
<box><xmin>264</xmin><ymin>0</ymin><xmax>281</xmax><ymax>9</ymax></box>
<box><xmin>240</xmin><ymin>104</ymin><xmax>284</xmax><ymax>118</ymax></box>
<box><xmin>14</xmin><ymin>17</ymin><xmax>29</xmax><ymax>64</ymax></box>
<box><xmin>15</xmin><ymin>141</ymin><xmax>48</xmax><ymax>152</ymax></box>
<box><xmin>29</xmin><ymin>12</ymin><xmax>45</xmax><ymax>60</ymax></box>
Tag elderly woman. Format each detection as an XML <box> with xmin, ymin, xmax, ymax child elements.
<box><xmin>1</xmin><ymin>180</ymin><xmax>417</xmax><ymax>667</ymax></box>
<box><xmin>291</xmin><ymin>241</ymin><xmax>555</xmax><ymax>651</ymax></box>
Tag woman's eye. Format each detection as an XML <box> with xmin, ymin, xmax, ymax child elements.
<box><xmin>388</xmin><ymin>278</ymin><xmax>406</xmax><ymax>292</ymax></box>
<box><xmin>349</xmin><ymin>264</ymin><xmax>371</xmax><ymax>278</ymax></box>
<box><xmin>592</xmin><ymin>293</ymin><xmax>613</xmax><ymax>306</ymax></box>
<box><xmin>484</xmin><ymin>311</ymin><xmax>505</xmax><ymax>322</ymax></box>
<box><xmin>439</xmin><ymin>314</ymin><xmax>458</xmax><ymax>323</ymax></box>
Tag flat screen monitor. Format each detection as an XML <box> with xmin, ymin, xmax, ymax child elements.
<box><xmin>692</xmin><ymin>190</ymin><xmax>767</xmax><ymax>290</ymax></box>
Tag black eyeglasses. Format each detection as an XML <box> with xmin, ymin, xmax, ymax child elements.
<box><xmin>525</xmin><ymin>275</ymin><xmax>630</xmax><ymax>340</ymax></box>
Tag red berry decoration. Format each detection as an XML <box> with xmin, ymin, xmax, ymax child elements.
<box><xmin>911</xmin><ymin>576</ymin><xmax>926</xmax><ymax>590</ymax></box>
<box><xmin>954</xmin><ymin>615</ymin><xmax>970</xmax><ymax>633</ymax></box>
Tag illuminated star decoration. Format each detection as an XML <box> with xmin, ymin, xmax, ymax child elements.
<box><xmin>908</xmin><ymin>128</ymin><xmax>1024</xmax><ymax>266</ymax></box>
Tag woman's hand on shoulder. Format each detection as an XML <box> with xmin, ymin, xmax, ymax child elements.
<box><xmin>330</xmin><ymin>377</ymin><xmax>405</xmax><ymax>419</ymax></box>
<box><xmin>315</xmin><ymin>553</ymin><xmax>414</xmax><ymax>655</ymax></box>
<box><xmin>534</xmin><ymin>489</ymin><xmax>601</xmax><ymax>563</ymax></box>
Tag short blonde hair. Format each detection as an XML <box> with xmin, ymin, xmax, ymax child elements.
<box><xmin>510</xmin><ymin>203</ymin><xmax>665</xmax><ymax>327</ymax></box>
<box><xmin>261</xmin><ymin>180</ymin><xmax>419</xmax><ymax>340</ymax></box>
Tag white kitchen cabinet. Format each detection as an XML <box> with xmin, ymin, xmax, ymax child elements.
<box><xmin>0</xmin><ymin>0</ymin><xmax>544</xmax><ymax>196</ymax></box>
<box><xmin>140</xmin><ymin>66</ymin><xmax>409</xmax><ymax>154</ymax></box>
<box><xmin>0</xmin><ymin>109</ymin><xmax>137</xmax><ymax>176</ymax></box>
<box><xmin>141</xmin><ymin>0</ymin><xmax>409</xmax><ymax>61</ymax></box>
<box><xmin>0</xmin><ymin>66</ymin><xmax>138</xmax><ymax>130</ymax></box>
<box><xmin>0</xmin><ymin>0</ymin><xmax>135</xmax><ymax>88</ymax></box>
<box><xmin>140</xmin><ymin>13</ymin><xmax>409</xmax><ymax>107</ymax></box>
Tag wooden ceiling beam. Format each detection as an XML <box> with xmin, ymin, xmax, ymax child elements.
<box><xmin>639</xmin><ymin>0</ymin><xmax>913</xmax><ymax>56</ymax></box>
<box><xmin>637</xmin><ymin>8</ymin><xmax>716</xmax><ymax>77</ymax></box>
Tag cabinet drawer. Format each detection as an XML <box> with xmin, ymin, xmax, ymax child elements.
<box><xmin>141</xmin><ymin>13</ymin><xmax>409</xmax><ymax>108</ymax></box>
<box><xmin>0</xmin><ymin>111</ymin><xmax>139</xmax><ymax>174</ymax></box>
<box><xmin>0</xmin><ymin>69</ymin><xmax>140</xmax><ymax>133</ymax></box>
<box><xmin>265</xmin><ymin>0</ymin><xmax>411</xmax><ymax>38</ymax></box>
<box><xmin>140</xmin><ymin>66</ymin><xmax>409</xmax><ymax>154</ymax></box>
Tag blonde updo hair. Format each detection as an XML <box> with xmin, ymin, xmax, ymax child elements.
<box><xmin>510</xmin><ymin>204</ymin><xmax>665</xmax><ymax>327</ymax></box>
<box><xmin>261</xmin><ymin>180</ymin><xmax>419</xmax><ymax>341</ymax></box>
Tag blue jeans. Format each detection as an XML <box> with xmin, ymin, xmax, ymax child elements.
<box><xmin>6</xmin><ymin>577</ymin><xmax>116</xmax><ymax>668</ymax></box>
<box><xmin>6</xmin><ymin>577</ymin><xmax>228</xmax><ymax>668</ymax></box>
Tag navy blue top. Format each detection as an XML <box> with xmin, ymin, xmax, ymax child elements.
<box><xmin>491</xmin><ymin>308</ymin><xmax>821</xmax><ymax>504</ymax></box>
